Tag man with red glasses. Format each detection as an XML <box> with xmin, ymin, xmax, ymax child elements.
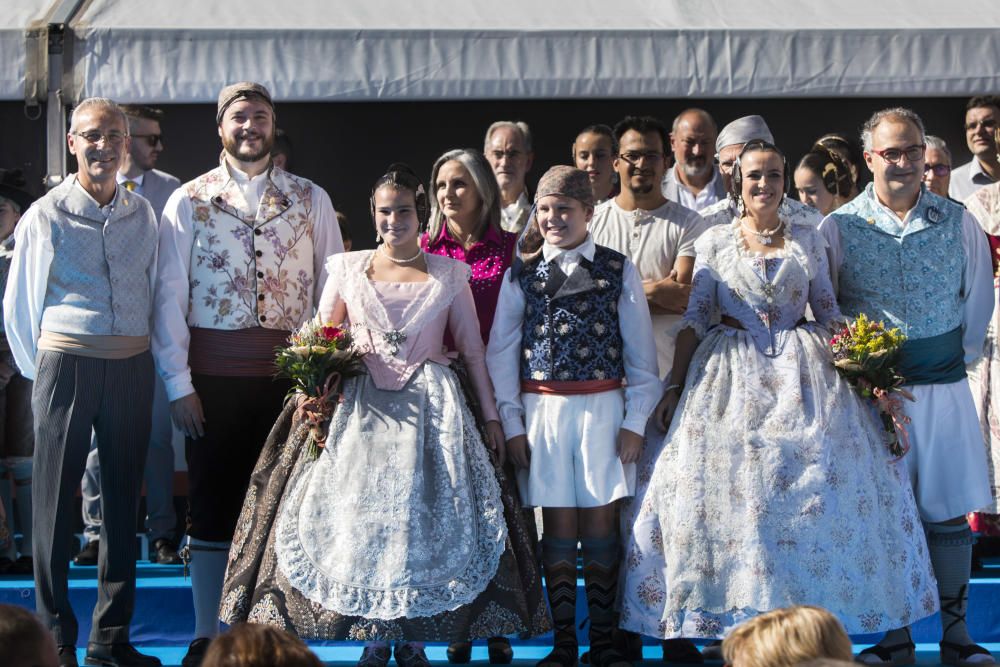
<box><xmin>75</xmin><ymin>105</ymin><xmax>183</xmax><ymax>570</ymax></box>
<box><xmin>950</xmin><ymin>96</ymin><xmax>1000</xmax><ymax>202</ymax></box>
<box><xmin>821</xmin><ymin>107</ymin><xmax>995</xmax><ymax>667</ymax></box>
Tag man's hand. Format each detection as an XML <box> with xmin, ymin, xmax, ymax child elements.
<box><xmin>0</xmin><ymin>361</ymin><xmax>16</xmax><ymax>391</ymax></box>
<box><xmin>506</xmin><ymin>434</ymin><xmax>531</xmax><ymax>469</ymax></box>
<box><xmin>643</xmin><ymin>271</ymin><xmax>693</xmax><ymax>314</ymax></box>
<box><xmin>171</xmin><ymin>392</ymin><xmax>206</xmax><ymax>439</ymax></box>
<box><xmin>616</xmin><ymin>428</ymin><xmax>644</xmax><ymax>464</ymax></box>
<box><xmin>485</xmin><ymin>420</ymin><xmax>507</xmax><ymax>467</ymax></box>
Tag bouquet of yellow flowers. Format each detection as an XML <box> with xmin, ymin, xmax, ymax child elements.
<box><xmin>275</xmin><ymin>320</ymin><xmax>365</xmax><ymax>459</ymax></box>
<box><xmin>830</xmin><ymin>313</ymin><xmax>914</xmax><ymax>458</ymax></box>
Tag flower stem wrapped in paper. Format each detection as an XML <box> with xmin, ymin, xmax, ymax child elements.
<box><xmin>274</xmin><ymin>320</ymin><xmax>365</xmax><ymax>459</ymax></box>
<box><xmin>830</xmin><ymin>313</ymin><xmax>914</xmax><ymax>459</ymax></box>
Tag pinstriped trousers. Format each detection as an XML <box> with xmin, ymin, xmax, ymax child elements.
<box><xmin>32</xmin><ymin>350</ymin><xmax>153</xmax><ymax>646</ymax></box>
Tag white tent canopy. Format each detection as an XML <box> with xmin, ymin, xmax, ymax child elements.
<box><xmin>65</xmin><ymin>0</ymin><xmax>1000</xmax><ymax>103</ymax></box>
<box><xmin>1</xmin><ymin>0</ymin><xmax>54</xmax><ymax>101</ymax></box>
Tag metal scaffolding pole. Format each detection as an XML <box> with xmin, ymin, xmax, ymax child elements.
<box><xmin>43</xmin><ymin>0</ymin><xmax>84</xmax><ymax>190</ymax></box>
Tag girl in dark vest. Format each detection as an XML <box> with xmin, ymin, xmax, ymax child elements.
<box><xmin>487</xmin><ymin>166</ymin><xmax>660</xmax><ymax>667</ymax></box>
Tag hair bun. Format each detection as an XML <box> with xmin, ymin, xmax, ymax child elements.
<box><xmin>385</xmin><ymin>162</ymin><xmax>417</xmax><ymax>177</ymax></box>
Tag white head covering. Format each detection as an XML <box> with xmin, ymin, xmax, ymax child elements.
<box><xmin>716</xmin><ymin>115</ymin><xmax>774</xmax><ymax>153</ymax></box>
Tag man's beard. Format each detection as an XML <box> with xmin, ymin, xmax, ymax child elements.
<box><xmin>626</xmin><ymin>178</ymin><xmax>655</xmax><ymax>196</ymax></box>
<box><xmin>681</xmin><ymin>160</ymin><xmax>711</xmax><ymax>179</ymax></box>
<box><xmin>223</xmin><ymin>132</ymin><xmax>274</xmax><ymax>162</ymax></box>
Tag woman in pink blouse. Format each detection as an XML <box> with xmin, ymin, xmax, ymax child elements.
<box><xmin>219</xmin><ymin>165</ymin><xmax>549</xmax><ymax>667</ymax></box>
<box><xmin>422</xmin><ymin>149</ymin><xmax>518</xmax><ymax>345</ymax></box>
<box><xmin>422</xmin><ymin>149</ymin><xmax>544</xmax><ymax>665</ymax></box>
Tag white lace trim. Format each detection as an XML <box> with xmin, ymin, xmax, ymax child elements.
<box><xmin>326</xmin><ymin>251</ymin><xmax>471</xmax><ymax>354</ymax></box>
<box><xmin>275</xmin><ymin>367</ymin><xmax>506</xmax><ymax>620</ymax></box>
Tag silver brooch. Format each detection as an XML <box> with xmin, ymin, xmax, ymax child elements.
<box><xmin>383</xmin><ymin>330</ymin><xmax>407</xmax><ymax>355</ymax></box>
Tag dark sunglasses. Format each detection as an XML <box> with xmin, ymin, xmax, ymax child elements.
<box><xmin>131</xmin><ymin>133</ymin><xmax>163</xmax><ymax>147</ymax></box>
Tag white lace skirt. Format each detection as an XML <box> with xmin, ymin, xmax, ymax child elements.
<box><xmin>620</xmin><ymin>324</ymin><xmax>939</xmax><ymax>638</ymax></box>
<box><xmin>967</xmin><ymin>315</ymin><xmax>1000</xmax><ymax>515</ymax></box>
<box><xmin>275</xmin><ymin>363</ymin><xmax>507</xmax><ymax>620</ymax></box>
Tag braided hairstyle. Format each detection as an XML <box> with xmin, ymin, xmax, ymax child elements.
<box><xmin>370</xmin><ymin>163</ymin><xmax>430</xmax><ymax>229</ymax></box>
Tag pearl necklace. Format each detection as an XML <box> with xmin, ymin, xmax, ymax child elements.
<box><xmin>378</xmin><ymin>244</ymin><xmax>423</xmax><ymax>264</ymax></box>
<box><xmin>740</xmin><ymin>218</ymin><xmax>784</xmax><ymax>246</ymax></box>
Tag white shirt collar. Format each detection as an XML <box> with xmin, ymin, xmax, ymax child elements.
<box><xmin>541</xmin><ymin>234</ymin><xmax>596</xmax><ymax>264</ymax></box>
<box><xmin>225</xmin><ymin>160</ymin><xmax>269</xmax><ymax>187</ymax></box>
<box><xmin>871</xmin><ymin>186</ymin><xmax>923</xmax><ymax>226</ymax></box>
<box><xmin>73</xmin><ymin>176</ymin><xmax>115</xmax><ymax>216</ymax></box>
<box><xmin>502</xmin><ymin>191</ymin><xmax>530</xmax><ymax>218</ymax></box>
<box><xmin>116</xmin><ymin>171</ymin><xmax>145</xmax><ymax>187</ymax></box>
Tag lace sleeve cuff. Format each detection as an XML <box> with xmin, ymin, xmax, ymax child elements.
<box><xmin>680</xmin><ymin>316</ymin><xmax>708</xmax><ymax>339</ymax></box>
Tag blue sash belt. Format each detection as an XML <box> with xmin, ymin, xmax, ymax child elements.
<box><xmin>897</xmin><ymin>326</ymin><xmax>966</xmax><ymax>386</ymax></box>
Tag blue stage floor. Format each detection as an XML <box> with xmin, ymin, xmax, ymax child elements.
<box><xmin>2</xmin><ymin>558</ymin><xmax>998</xmax><ymax>666</ymax></box>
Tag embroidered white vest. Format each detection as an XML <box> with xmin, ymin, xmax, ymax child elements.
<box><xmin>183</xmin><ymin>162</ymin><xmax>318</xmax><ymax>331</ymax></box>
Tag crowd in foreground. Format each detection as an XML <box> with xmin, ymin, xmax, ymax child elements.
<box><xmin>0</xmin><ymin>602</ymin><xmax>864</xmax><ymax>667</ymax></box>
<box><xmin>1</xmin><ymin>85</ymin><xmax>1000</xmax><ymax>667</ymax></box>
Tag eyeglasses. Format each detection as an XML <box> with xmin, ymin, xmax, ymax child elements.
<box><xmin>131</xmin><ymin>133</ymin><xmax>162</xmax><ymax>147</ymax></box>
<box><xmin>924</xmin><ymin>163</ymin><xmax>951</xmax><ymax>177</ymax></box>
<box><xmin>965</xmin><ymin>118</ymin><xmax>998</xmax><ymax>132</ymax></box>
<box><xmin>618</xmin><ymin>151</ymin><xmax>665</xmax><ymax>165</ymax></box>
<box><xmin>871</xmin><ymin>144</ymin><xmax>925</xmax><ymax>164</ymax></box>
<box><xmin>72</xmin><ymin>131</ymin><xmax>127</xmax><ymax>146</ymax></box>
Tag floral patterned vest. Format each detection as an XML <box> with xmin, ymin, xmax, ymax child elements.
<box><xmin>518</xmin><ymin>245</ymin><xmax>626</xmax><ymax>382</ymax></box>
<box><xmin>183</xmin><ymin>162</ymin><xmax>317</xmax><ymax>331</ymax></box>
<box><xmin>830</xmin><ymin>184</ymin><xmax>964</xmax><ymax>340</ymax></box>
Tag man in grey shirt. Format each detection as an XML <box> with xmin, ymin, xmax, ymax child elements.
<box><xmin>4</xmin><ymin>97</ymin><xmax>160</xmax><ymax>667</ymax></box>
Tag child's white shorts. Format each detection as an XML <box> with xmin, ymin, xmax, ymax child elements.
<box><xmin>516</xmin><ymin>388</ymin><xmax>635</xmax><ymax>508</ymax></box>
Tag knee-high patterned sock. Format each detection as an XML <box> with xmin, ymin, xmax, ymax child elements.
<box><xmin>542</xmin><ymin>535</ymin><xmax>580</xmax><ymax>649</ymax></box>
<box><xmin>580</xmin><ymin>535</ymin><xmax>620</xmax><ymax>653</ymax></box>
<box><xmin>925</xmin><ymin>521</ymin><xmax>975</xmax><ymax>646</ymax></box>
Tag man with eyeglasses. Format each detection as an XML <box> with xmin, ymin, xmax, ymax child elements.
<box><xmin>4</xmin><ymin>97</ymin><xmax>161</xmax><ymax>666</ymax></box>
<box><xmin>821</xmin><ymin>107</ymin><xmax>995</xmax><ymax>667</ymax></box>
<box><xmin>590</xmin><ymin>115</ymin><xmax>707</xmax><ymax>665</ymax></box>
<box><xmin>75</xmin><ymin>105</ymin><xmax>183</xmax><ymax>570</ymax></box>
<box><xmin>484</xmin><ymin>120</ymin><xmax>534</xmax><ymax>234</ymax></box>
<box><xmin>950</xmin><ymin>96</ymin><xmax>1000</xmax><ymax>202</ymax></box>
<box><xmin>153</xmin><ymin>82</ymin><xmax>343</xmax><ymax>667</ymax></box>
<box><xmin>661</xmin><ymin>108</ymin><xmax>726</xmax><ymax>212</ymax></box>
<box><xmin>700</xmin><ymin>115</ymin><xmax>821</xmax><ymax>230</ymax></box>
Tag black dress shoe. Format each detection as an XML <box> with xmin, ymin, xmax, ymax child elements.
<box><xmin>150</xmin><ymin>539</ymin><xmax>182</xmax><ymax>565</ymax></box>
<box><xmin>181</xmin><ymin>638</ymin><xmax>212</xmax><ymax>667</ymax></box>
<box><xmin>74</xmin><ymin>540</ymin><xmax>100</xmax><ymax>566</ymax></box>
<box><xmin>661</xmin><ymin>638</ymin><xmax>704</xmax><ymax>664</ymax></box>
<box><xmin>84</xmin><ymin>643</ymin><xmax>161</xmax><ymax>667</ymax></box>
<box><xmin>10</xmin><ymin>555</ymin><xmax>33</xmax><ymax>575</ymax></box>
<box><xmin>488</xmin><ymin>636</ymin><xmax>514</xmax><ymax>664</ymax></box>
<box><xmin>59</xmin><ymin>645</ymin><xmax>79</xmax><ymax>667</ymax></box>
<box><xmin>447</xmin><ymin>641</ymin><xmax>473</xmax><ymax>664</ymax></box>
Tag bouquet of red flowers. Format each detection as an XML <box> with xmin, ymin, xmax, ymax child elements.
<box><xmin>275</xmin><ymin>320</ymin><xmax>365</xmax><ymax>458</ymax></box>
<box><xmin>830</xmin><ymin>313</ymin><xmax>914</xmax><ymax>458</ymax></box>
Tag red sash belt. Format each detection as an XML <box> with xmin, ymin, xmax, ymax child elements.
<box><xmin>520</xmin><ymin>379</ymin><xmax>623</xmax><ymax>395</ymax></box>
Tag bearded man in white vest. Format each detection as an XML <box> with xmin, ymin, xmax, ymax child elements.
<box><xmin>152</xmin><ymin>82</ymin><xmax>343</xmax><ymax>667</ymax></box>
